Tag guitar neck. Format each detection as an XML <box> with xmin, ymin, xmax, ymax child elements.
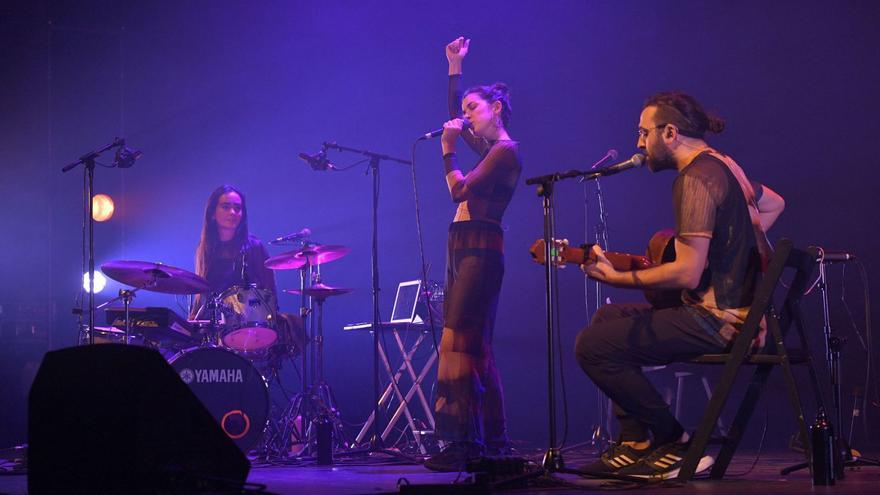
<box><xmin>575</xmin><ymin>244</ymin><xmax>653</xmax><ymax>271</ymax></box>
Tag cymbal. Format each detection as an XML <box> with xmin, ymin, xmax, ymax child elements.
<box><xmin>101</xmin><ymin>260</ymin><xmax>210</xmax><ymax>295</ymax></box>
<box><xmin>264</xmin><ymin>244</ymin><xmax>350</xmax><ymax>270</ymax></box>
<box><xmin>283</xmin><ymin>283</ymin><xmax>353</xmax><ymax>298</ymax></box>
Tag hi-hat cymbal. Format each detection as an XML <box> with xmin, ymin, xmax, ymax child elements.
<box><xmin>264</xmin><ymin>244</ymin><xmax>350</xmax><ymax>270</ymax></box>
<box><xmin>283</xmin><ymin>283</ymin><xmax>353</xmax><ymax>298</ymax></box>
<box><xmin>101</xmin><ymin>260</ymin><xmax>210</xmax><ymax>295</ymax></box>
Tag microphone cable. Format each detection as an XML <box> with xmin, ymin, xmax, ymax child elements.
<box><xmin>409</xmin><ymin>140</ymin><xmax>442</xmax><ymax>361</ymax></box>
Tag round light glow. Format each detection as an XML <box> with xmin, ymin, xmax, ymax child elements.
<box><xmin>83</xmin><ymin>271</ymin><xmax>107</xmax><ymax>293</ymax></box>
<box><xmin>92</xmin><ymin>194</ymin><xmax>115</xmax><ymax>222</ymax></box>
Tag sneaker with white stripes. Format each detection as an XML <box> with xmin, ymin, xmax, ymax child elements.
<box><xmin>577</xmin><ymin>442</ymin><xmax>650</xmax><ymax>474</ymax></box>
<box><xmin>617</xmin><ymin>441</ymin><xmax>714</xmax><ymax>479</ymax></box>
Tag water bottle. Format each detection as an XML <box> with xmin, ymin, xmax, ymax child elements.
<box><xmin>810</xmin><ymin>411</ymin><xmax>835</xmax><ymax>486</ymax></box>
<box><xmin>315</xmin><ymin>415</ymin><xmax>333</xmax><ymax>465</ymax></box>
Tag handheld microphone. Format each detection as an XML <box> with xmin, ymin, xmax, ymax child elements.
<box><xmin>593</xmin><ymin>153</ymin><xmax>645</xmax><ymax>177</ymax></box>
<box><xmin>418</xmin><ymin>118</ymin><xmax>472</xmax><ymax>140</ymax></box>
<box><xmin>269</xmin><ymin>228</ymin><xmax>312</xmax><ymax>245</ymax></box>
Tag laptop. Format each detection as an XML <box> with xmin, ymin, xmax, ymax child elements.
<box><xmin>343</xmin><ymin>279</ymin><xmax>423</xmax><ymax>331</ymax></box>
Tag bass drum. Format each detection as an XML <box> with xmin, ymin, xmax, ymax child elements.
<box><xmin>168</xmin><ymin>346</ymin><xmax>268</xmax><ymax>452</ymax></box>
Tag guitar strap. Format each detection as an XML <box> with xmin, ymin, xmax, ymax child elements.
<box><xmin>707</xmin><ymin>151</ymin><xmax>773</xmax><ymax>272</ymax></box>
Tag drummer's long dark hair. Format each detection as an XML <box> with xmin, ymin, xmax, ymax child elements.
<box><xmin>194</xmin><ymin>185</ymin><xmax>250</xmax><ymax>279</ymax></box>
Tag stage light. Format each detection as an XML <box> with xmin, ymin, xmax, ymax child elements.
<box><xmin>92</xmin><ymin>194</ymin><xmax>115</xmax><ymax>222</ymax></box>
<box><xmin>83</xmin><ymin>271</ymin><xmax>107</xmax><ymax>293</ymax></box>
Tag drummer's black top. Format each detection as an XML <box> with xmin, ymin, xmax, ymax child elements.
<box><xmin>205</xmin><ymin>234</ymin><xmax>277</xmax><ymax>295</ymax></box>
<box><xmin>190</xmin><ymin>234</ymin><xmax>278</xmax><ymax>319</ymax></box>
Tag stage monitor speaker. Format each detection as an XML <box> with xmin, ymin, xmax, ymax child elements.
<box><xmin>28</xmin><ymin>344</ymin><xmax>250</xmax><ymax>494</ymax></box>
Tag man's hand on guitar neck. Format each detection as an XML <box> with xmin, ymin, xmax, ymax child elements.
<box><xmin>580</xmin><ymin>244</ymin><xmax>622</xmax><ymax>285</ymax></box>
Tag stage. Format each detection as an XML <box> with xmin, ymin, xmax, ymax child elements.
<box><xmin>3</xmin><ymin>1</ymin><xmax>880</xmax><ymax>494</ymax></box>
<box><xmin>2</xmin><ymin>448</ymin><xmax>878</xmax><ymax>494</ymax></box>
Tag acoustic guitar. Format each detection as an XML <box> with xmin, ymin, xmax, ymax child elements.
<box><xmin>529</xmin><ymin>229</ymin><xmax>682</xmax><ymax>309</ymax></box>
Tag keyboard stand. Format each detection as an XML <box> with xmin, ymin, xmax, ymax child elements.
<box><xmin>349</xmin><ymin>323</ymin><xmax>437</xmax><ymax>454</ymax></box>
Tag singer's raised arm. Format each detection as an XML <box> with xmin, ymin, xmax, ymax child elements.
<box><xmin>446</xmin><ymin>37</ymin><xmax>488</xmax><ymax>157</ymax></box>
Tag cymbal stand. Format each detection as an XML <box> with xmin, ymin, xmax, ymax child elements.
<box><xmin>94</xmin><ymin>270</ymin><xmax>164</xmax><ymax>344</ymax></box>
<box><xmin>269</xmin><ymin>254</ymin><xmax>316</xmax><ymax>458</ymax></box>
<box><xmin>309</xmin><ymin>291</ymin><xmax>350</xmax><ymax>452</ymax></box>
<box><xmin>264</xmin><ymin>251</ymin><xmax>351</xmax><ymax>461</ymax></box>
<box><xmin>95</xmin><ymin>287</ymin><xmax>143</xmax><ymax>344</ymax></box>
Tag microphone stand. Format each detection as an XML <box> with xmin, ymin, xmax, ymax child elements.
<box><xmin>61</xmin><ymin>137</ymin><xmax>127</xmax><ymax>345</ymax></box>
<box><xmin>592</xmin><ymin>177</ymin><xmax>615</xmax><ymax>449</ymax></box>
<box><xmin>322</xmin><ymin>142</ymin><xmax>414</xmax><ymax>458</ymax></box>
<box><xmin>523</xmin><ymin>167</ymin><xmax>616</xmax><ymax>472</ymax></box>
<box><xmin>520</xmin><ymin>167</ymin><xmax>648</xmax><ymax>485</ymax></box>
<box><xmin>779</xmin><ymin>255</ymin><xmax>880</xmax><ymax>478</ymax></box>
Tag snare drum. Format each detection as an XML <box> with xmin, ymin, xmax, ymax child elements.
<box><xmin>168</xmin><ymin>346</ymin><xmax>269</xmax><ymax>452</ymax></box>
<box><xmin>217</xmin><ymin>284</ymin><xmax>279</xmax><ymax>356</ymax></box>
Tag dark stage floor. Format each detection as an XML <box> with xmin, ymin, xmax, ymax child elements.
<box><xmin>2</xmin><ymin>448</ymin><xmax>878</xmax><ymax>494</ymax></box>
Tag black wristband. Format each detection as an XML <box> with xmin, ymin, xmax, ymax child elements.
<box><xmin>443</xmin><ymin>152</ymin><xmax>460</xmax><ymax>175</ymax></box>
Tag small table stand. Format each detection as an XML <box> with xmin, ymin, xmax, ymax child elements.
<box><xmin>347</xmin><ymin>322</ymin><xmax>437</xmax><ymax>454</ymax></box>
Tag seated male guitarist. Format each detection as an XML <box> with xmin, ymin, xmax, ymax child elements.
<box><xmin>574</xmin><ymin>91</ymin><xmax>785</xmax><ymax>478</ymax></box>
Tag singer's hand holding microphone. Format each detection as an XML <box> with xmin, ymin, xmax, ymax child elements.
<box><xmin>441</xmin><ymin>118</ymin><xmax>468</xmax><ymax>154</ymax></box>
<box><xmin>418</xmin><ymin>118</ymin><xmax>472</xmax><ymax>152</ymax></box>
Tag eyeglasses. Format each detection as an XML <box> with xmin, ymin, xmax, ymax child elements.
<box><xmin>637</xmin><ymin>123</ymin><xmax>669</xmax><ymax>139</ymax></box>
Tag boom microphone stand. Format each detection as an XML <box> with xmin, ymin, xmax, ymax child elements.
<box><xmin>524</xmin><ymin>164</ymin><xmax>629</xmax><ymax>477</ymax></box>
<box><xmin>321</xmin><ymin>141</ymin><xmax>412</xmax><ymax>454</ymax></box>
<box><xmin>583</xmin><ymin>156</ymin><xmax>615</xmax><ymax>450</ymax></box>
<box><xmin>515</xmin><ymin>164</ymin><xmax>649</xmax><ymax>487</ymax></box>
<box><xmin>780</xmin><ymin>251</ymin><xmax>880</xmax><ymax>478</ymax></box>
<box><xmin>61</xmin><ymin>137</ymin><xmax>128</xmax><ymax>344</ymax></box>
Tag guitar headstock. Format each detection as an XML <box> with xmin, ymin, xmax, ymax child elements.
<box><xmin>529</xmin><ymin>238</ymin><xmax>587</xmax><ymax>267</ymax></box>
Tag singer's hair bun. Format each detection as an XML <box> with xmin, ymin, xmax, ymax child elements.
<box><xmin>464</xmin><ymin>81</ymin><xmax>512</xmax><ymax>128</ymax></box>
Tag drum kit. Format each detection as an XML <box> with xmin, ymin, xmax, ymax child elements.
<box><xmin>83</xmin><ymin>239</ymin><xmax>353</xmax><ymax>457</ymax></box>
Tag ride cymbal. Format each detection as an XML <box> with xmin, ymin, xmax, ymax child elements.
<box><xmin>101</xmin><ymin>260</ymin><xmax>210</xmax><ymax>294</ymax></box>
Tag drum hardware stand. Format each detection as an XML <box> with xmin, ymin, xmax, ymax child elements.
<box><xmin>321</xmin><ymin>141</ymin><xmax>415</xmax><ymax>458</ymax></box>
<box><xmin>205</xmin><ymin>292</ymin><xmax>222</xmax><ymax>345</ymax></box>
<box><xmin>780</xmin><ymin>252</ymin><xmax>880</xmax><ymax>478</ymax></box>
<box><xmin>299</xmin><ymin>280</ymin><xmax>351</xmax><ymax>459</ymax></box>
<box><xmin>265</xmin><ymin>254</ymin><xmax>315</xmax><ymax>459</ymax></box>
<box><xmin>95</xmin><ymin>288</ymin><xmax>138</xmax><ymax>344</ymax></box>
<box><xmin>62</xmin><ymin>137</ymin><xmax>130</xmax><ymax>344</ymax></box>
<box><xmin>262</xmin><ymin>249</ymin><xmax>356</xmax><ymax>461</ymax></box>
<box><xmin>94</xmin><ymin>274</ymin><xmax>163</xmax><ymax>344</ymax></box>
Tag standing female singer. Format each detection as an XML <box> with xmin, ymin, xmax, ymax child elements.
<box><xmin>425</xmin><ymin>37</ymin><xmax>523</xmax><ymax>472</ymax></box>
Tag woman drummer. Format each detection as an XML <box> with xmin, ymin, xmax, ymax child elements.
<box><xmin>190</xmin><ymin>184</ymin><xmax>277</xmax><ymax>320</ymax></box>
